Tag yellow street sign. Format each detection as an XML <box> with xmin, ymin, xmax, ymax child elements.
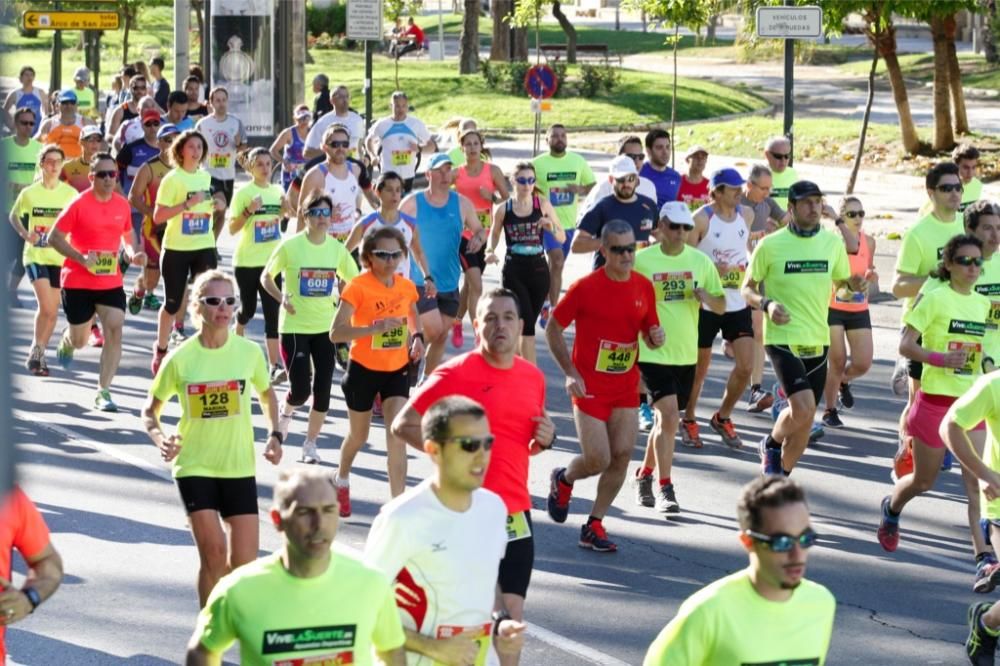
<box><xmin>22</xmin><ymin>11</ymin><xmax>121</xmax><ymax>31</ymax></box>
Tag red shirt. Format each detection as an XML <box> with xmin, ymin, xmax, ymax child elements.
<box><xmin>407</xmin><ymin>24</ymin><xmax>425</xmax><ymax>43</ymax></box>
<box><xmin>676</xmin><ymin>175</ymin><xmax>709</xmax><ymax>209</ymax></box>
<box><xmin>53</xmin><ymin>188</ymin><xmax>132</xmax><ymax>290</ymax></box>
<box><xmin>0</xmin><ymin>488</ymin><xmax>51</xmax><ymax>660</ymax></box>
<box><xmin>552</xmin><ymin>268</ymin><xmax>659</xmax><ymax>398</ymax></box>
<box><xmin>410</xmin><ymin>351</ymin><xmax>546</xmax><ymax>514</ymax></box>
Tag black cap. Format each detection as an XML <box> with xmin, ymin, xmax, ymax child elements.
<box><xmin>788</xmin><ymin>180</ymin><xmax>823</xmax><ymax>202</ymax></box>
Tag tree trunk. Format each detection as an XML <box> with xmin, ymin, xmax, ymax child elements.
<box><xmin>871</xmin><ymin>22</ymin><xmax>921</xmax><ymax>155</ymax></box>
<box><xmin>943</xmin><ymin>14</ymin><xmax>969</xmax><ymax>134</ymax></box>
<box><xmin>122</xmin><ymin>12</ymin><xmax>133</xmax><ymax>65</ymax></box>
<box><xmin>847</xmin><ymin>40</ymin><xmax>880</xmax><ymax>194</ymax></box>
<box><xmin>929</xmin><ymin>15</ymin><xmax>955</xmax><ymax>150</ymax></box>
<box><xmin>514</xmin><ymin>24</ymin><xmax>528</xmax><ymax>60</ymax></box>
<box><xmin>985</xmin><ymin>0</ymin><xmax>999</xmax><ymax>64</ymax></box>
<box><xmin>490</xmin><ymin>0</ymin><xmax>510</xmax><ymax>61</ymax></box>
<box><xmin>670</xmin><ymin>23</ymin><xmax>679</xmax><ymax>168</ymax></box>
<box><xmin>194</xmin><ymin>1</ymin><xmax>206</xmax><ymax>72</ymax></box>
<box><xmin>552</xmin><ymin>0</ymin><xmax>577</xmax><ymax>64</ymax></box>
<box><xmin>459</xmin><ymin>0</ymin><xmax>480</xmax><ymax>73</ymax></box>
<box><xmin>707</xmin><ymin>14</ymin><xmax>718</xmax><ymax>44</ymax></box>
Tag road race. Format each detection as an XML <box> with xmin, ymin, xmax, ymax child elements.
<box><xmin>2</xmin><ymin>2</ymin><xmax>1000</xmax><ymax>665</ymax></box>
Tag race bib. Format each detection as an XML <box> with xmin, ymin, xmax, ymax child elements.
<box><xmin>272</xmin><ymin>651</ymin><xmax>354</xmax><ymax>666</ymax></box>
<box><xmin>721</xmin><ymin>265</ymin><xmax>746</xmax><ymax>290</ymax></box>
<box><xmin>652</xmin><ymin>271</ymin><xmax>693</xmax><ymax>302</ymax></box>
<box><xmin>949</xmin><ymin>340</ymin><xmax>982</xmax><ymax>376</ymax></box>
<box><xmin>506</xmin><ymin>511</ymin><xmax>532</xmax><ymax>542</ymax></box>
<box><xmin>372</xmin><ymin>323</ymin><xmax>407</xmax><ymax>350</ymax></box>
<box><xmin>181</xmin><ymin>212</ymin><xmax>211</xmax><ymax>235</ymax></box>
<box><xmin>390</xmin><ymin>150</ymin><xmax>411</xmax><ymax>167</ymax></box>
<box><xmin>253</xmin><ymin>218</ymin><xmax>280</xmax><ymax>243</ymax></box>
<box><xmin>988</xmin><ymin>301</ymin><xmax>1000</xmax><ymax>331</ymax></box>
<box><xmin>33</xmin><ymin>225</ymin><xmax>49</xmax><ymax>247</ymax></box>
<box><xmin>434</xmin><ymin>623</ymin><xmax>491</xmax><ymax>666</ymax></box>
<box><xmin>299</xmin><ymin>268</ymin><xmax>336</xmax><ymax>297</ymax></box>
<box><xmin>595</xmin><ymin>340</ymin><xmax>637</xmax><ymax>374</ymax></box>
<box><xmin>186</xmin><ymin>380</ymin><xmax>241</xmax><ymax>419</ymax></box>
<box><xmin>209</xmin><ymin>153</ymin><xmax>231</xmax><ymax>169</ymax></box>
<box><xmin>88</xmin><ymin>250</ymin><xmax>118</xmax><ymax>275</ymax></box>
<box><xmin>548</xmin><ymin>186</ymin><xmax>574</xmax><ymax>207</ymax></box>
<box><xmin>477</xmin><ymin>209</ymin><xmax>491</xmax><ymax>229</ymax></box>
<box><xmin>790</xmin><ymin>345</ymin><xmax>823</xmax><ymax>359</ymax></box>
<box><xmin>834</xmin><ymin>284</ymin><xmax>866</xmax><ymax>304</ymax></box>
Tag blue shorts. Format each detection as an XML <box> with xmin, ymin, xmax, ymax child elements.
<box><xmin>543</xmin><ymin>228</ymin><xmax>574</xmax><ymax>255</ymax></box>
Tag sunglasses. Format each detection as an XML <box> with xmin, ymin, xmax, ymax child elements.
<box><xmin>769</xmin><ymin>152</ymin><xmax>791</xmax><ymax>160</ymax></box>
<box><xmin>94</xmin><ymin>170</ymin><xmax>119</xmax><ymax>179</ymax></box>
<box><xmin>144</xmin><ymin>121</ymin><xmax>161</xmax><ymax>128</ymax></box>
<box><xmin>745</xmin><ymin>528</ymin><xmax>818</xmax><ymax>553</ymax></box>
<box><xmin>60</xmin><ymin>100</ymin><xmax>77</xmax><ymax>105</ymax></box>
<box><xmin>199</xmin><ymin>296</ymin><xmax>239</xmax><ymax>307</ymax></box>
<box><xmin>515</xmin><ymin>176</ymin><xmax>536</xmax><ymax>185</ymax></box>
<box><xmin>615</xmin><ymin>175</ymin><xmax>638</xmax><ymax>184</ymax></box>
<box><xmin>307</xmin><ymin>207</ymin><xmax>332</xmax><ymax>218</ymax></box>
<box><xmin>442</xmin><ymin>434</ymin><xmax>495</xmax><ymax>453</ymax></box>
<box><xmin>936</xmin><ymin>183</ymin><xmax>964</xmax><ymax>193</ymax></box>
<box><xmin>666</xmin><ymin>222</ymin><xmax>689</xmax><ymax>231</ymax></box>
<box><xmin>625</xmin><ymin>153</ymin><xmax>645</xmax><ymax>161</ymax></box>
<box><xmin>17</xmin><ymin>120</ymin><xmax>34</xmax><ymax>126</ymax></box>
<box><xmin>608</xmin><ymin>243</ymin><xmax>637</xmax><ymax>255</ymax></box>
<box><xmin>372</xmin><ymin>249</ymin><xmax>404</xmax><ymax>261</ymax></box>
<box><xmin>326</xmin><ymin>140</ymin><xmax>350</xmax><ymax>148</ymax></box>
<box><xmin>954</xmin><ymin>255</ymin><xmax>984</xmax><ymax>267</ymax></box>
<box><xmin>844</xmin><ymin>210</ymin><xmax>865</xmax><ymax>219</ymax></box>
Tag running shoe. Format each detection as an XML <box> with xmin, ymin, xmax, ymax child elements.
<box><xmin>942</xmin><ymin>449</ymin><xmax>954</xmax><ymax>471</ymax></box>
<box><xmin>638</xmin><ymin>402</ymin><xmax>654</xmax><ymax>433</ymax></box>
<box><xmin>88</xmin><ymin>325</ymin><xmax>104</xmax><ymax>348</ymax></box>
<box><xmin>56</xmin><ymin>333</ymin><xmax>74</xmax><ymax>369</ymax></box>
<box><xmin>890</xmin><ymin>357</ymin><xmax>909</xmax><ymax>396</ymax></box>
<box><xmin>710</xmin><ymin>412</ymin><xmax>742</xmax><ymax>449</ymax></box>
<box><xmin>38</xmin><ymin>356</ymin><xmax>50</xmax><ymax>377</ymax></box>
<box><xmin>546</xmin><ymin>467</ymin><xmax>572</xmax><ymax>523</ymax></box>
<box><xmin>151</xmin><ymin>346</ymin><xmax>168</xmax><ymax>377</ymax></box>
<box><xmin>451</xmin><ymin>321</ymin><xmax>464</xmax><ymax>349</ymax></box>
<box><xmin>277</xmin><ymin>405</ymin><xmax>293</xmax><ymax>442</ymax></box>
<box><xmin>655</xmin><ymin>483</ymin><xmax>680</xmax><ymax>515</ymax></box>
<box><xmin>170</xmin><ymin>325</ymin><xmax>188</xmax><ymax>345</ymax></box>
<box><xmin>94</xmin><ymin>389</ymin><xmax>118</xmax><ymax>413</ymax></box>
<box><xmin>538</xmin><ymin>302</ymin><xmax>550</xmax><ymax>330</ymax></box>
<box><xmin>127</xmin><ymin>291</ymin><xmax>143</xmax><ymax>315</ymax></box>
<box><xmin>337</xmin><ymin>483</ymin><xmax>351</xmax><ymax>517</ymax></box>
<box><xmin>269</xmin><ymin>364</ymin><xmax>287</xmax><ymax>385</ymax></box>
<box><xmin>680</xmin><ymin>419</ymin><xmax>702</xmax><ymax>448</ymax></box>
<box><xmin>372</xmin><ymin>393</ymin><xmax>383</xmax><ymax>418</ymax></box>
<box><xmin>747</xmin><ymin>387</ymin><xmax>774</xmax><ymax>413</ymax></box>
<box><xmin>770</xmin><ymin>382</ymin><xmax>788</xmax><ymax>422</ymax></box>
<box><xmin>143</xmin><ymin>293</ymin><xmax>161</xmax><ymax>310</ymax></box>
<box><xmin>633</xmin><ymin>469</ymin><xmax>654</xmax><ymax>508</ymax></box>
<box><xmin>809</xmin><ymin>423</ymin><xmax>825</xmax><ymax>442</ymax></box>
<box><xmin>300</xmin><ymin>440</ymin><xmax>321</xmax><ymax>464</ymax></box>
<box><xmin>335</xmin><ymin>342</ymin><xmax>350</xmax><ymax>370</ymax></box>
<box><xmin>578</xmin><ymin>520</ymin><xmax>617</xmax><ymax>552</ymax></box>
<box><xmin>25</xmin><ymin>346</ymin><xmax>46</xmax><ymax>377</ymax></box>
<box><xmin>891</xmin><ymin>437</ymin><xmax>915</xmax><ymax>482</ymax></box>
<box><xmin>759</xmin><ymin>436</ymin><xmax>783</xmax><ymax>476</ymax></box>
<box><xmin>974</xmin><ymin>561</ymin><xmax>1000</xmax><ymax>594</ymax></box>
<box><xmin>877</xmin><ymin>495</ymin><xmax>900</xmax><ymax>552</ymax></box>
<box><xmin>821</xmin><ymin>408</ymin><xmax>844</xmax><ymax>429</ymax></box>
<box><xmin>838</xmin><ymin>382</ymin><xmax>855</xmax><ymax>410</ymax></box>
<box><xmin>967</xmin><ymin>602</ymin><xmax>999</xmax><ymax>666</ymax></box>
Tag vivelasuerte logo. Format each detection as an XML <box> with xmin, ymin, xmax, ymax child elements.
<box><xmin>262</xmin><ymin>624</ymin><xmax>357</xmax><ymax>654</ymax></box>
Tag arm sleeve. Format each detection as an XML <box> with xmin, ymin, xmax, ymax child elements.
<box><xmin>52</xmin><ymin>196</ymin><xmax>78</xmax><ymax>235</ymax></box>
<box><xmin>642</xmin><ymin>602</ymin><xmax>711</xmax><ymax>666</ymax></box>
<box><xmin>949</xmin><ymin>374</ymin><xmax>997</xmax><ymax>430</ymax></box>
<box><xmin>150</xmin><ymin>351</ymin><xmax>179</xmax><ymax>403</ymax></box>
<box><xmin>902</xmin><ymin>291</ymin><xmax>934</xmax><ymax>334</ymax></box>
<box><xmin>551</xmin><ymin>279</ymin><xmax>581</xmax><ymax>329</ymax></box>
<box><xmin>579</xmin><ymin>157</ymin><xmax>596</xmax><ymax>186</ymax></box>
<box><xmin>895</xmin><ymin>231</ymin><xmax>924</xmax><ymax>275</ymax></box>
<box><xmin>304</xmin><ymin>121</ymin><xmax>324</xmax><ymax>152</ymax></box>
<box><xmin>265</xmin><ymin>241</ymin><xmax>288</xmax><ymax>279</ymax></box>
<box><xmin>339</xmin><ymin>277</ymin><xmax>364</xmax><ymax>310</ymax></box>
<box><xmin>414</xmin><ymin>119</ymin><xmax>431</xmax><ymax>144</ymax></box>
<box><xmin>767</xmin><ymin>197</ymin><xmax>784</xmax><ymax>221</ymax></box>
<box><xmin>577</xmin><ymin>202</ymin><xmax>603</xmax><ymax>237</ymax></box>
<box><xmin>251</xmin><ymin>344</ymin><xmax>270</xmax><ymax>394</ymax></box>
<box><xmin>192</xmin><ymin>582</ymin><xmax>237</xmax><ymax>655</ymax></box>
<box><xmin>12</xmin><ymin>490</ymin><xmax>51</xmax><ymax>561</ymax></box>
<box><xmin>831</xmin><ymin>240</ymin><xmax>851</xmax><ymax>282</ymax></box>
<box><xmin>229</xmin><ymin>185</ymin><xmax>249</xmax><ymax>220</ymax></box>
<box><xmin>370</xmin><ymin>575</ymin><xmax>407</xmax><ymax>652</ymax></box>
<box><xmin>116</xmin><ymin>143</ymin><xmax>131</xmax><ymax>172</ymax></box>
<box><xmin>409</xmin><ymin>363</ymin><xmax>456</xmax><ymax>415</ymax></box>
<box><xmin>748</xmin><ymin>238</ymin><xmax>768</xmax><ymax>283</ymax></box>
<box><xmin>640</xmin><ymin>277</ymin><xmax>661</xmax><ymax>331</ymax></box>
<box><xmin>337</xmin><ymin>245</ymin><xmax>361</xmax><ymax>282</ymax></box>
<box><xmin>155</xmin><ymin>172</ymin><xmax>180</xmax><ymax>208</ymax></box>
<box><xmin>363</xmin><ymin>511</ymin><xmax>409</xmax><ymax>582</ymax></box>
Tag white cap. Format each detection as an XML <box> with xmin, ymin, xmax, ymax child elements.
<box><xmin>658</xmin><ymin>201</ymin><xmax>695</xmax><ymax>227</ymax></box>
<box><xmin>684</xmin><ymin>144</ymin><xmax>708</xmax><ymax>159</ymax></box>
<box><xmin>609</xmin><ymin>154</ymin><xmax>638</xmax><ymax>178</ymax></box>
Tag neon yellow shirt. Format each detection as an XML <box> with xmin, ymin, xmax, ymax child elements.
<box><xmin>194</xmin><ymin>549</ymin><xmax>405</xmax><ymax>666</ymax></box>
<box><xmin>895</xmin><ymin>211</ymin><xmax>963</xmax><ymax>312</ymax></box>
<box><xmin>155</xmin><ymin>166</ymin><xmax>216</xmax><ymax>252</ymax></box>
<box><xmin>948</xmin><ymin>373</ymin><xmax>1000</xmax><ymax>520</ymax></box>
<box><xmin>748</xmin><ymin>226</ymin><xmax>850</xmax><ymax>347</ymax></box>
<box><xmin>230</xmin><ymin>181</ymin><xmax>284</xmax><ymax>268</ymax></box>
<box><xmin>12</xmin><ymin>181</ymin><xmax>78</xmax><ymax>266</ymax></box>
<box><xmin>921</xmin><ymin>254</ymin><xmax>1000</xmax><ymax>359</ymax></box>
<box><xmin>1</xmin><ymin>137</ymin><xmax>42</xmax><ymax>203</ymax></box>
<box><xmin>643</xmin><ymin>569</ymin><xmax>835</xmax><ymax>666</ymax></box>
<box><xmin>265</xmin><ymin>232</ymin><xmax>360</xmax><ymax>334</ymax></box>
<box><xmin>74</xmin><ymin>86</ymin><xmax>97</xmax><ymax>120</ymax></box>
<box><xmin>531</xmin><ymin>152</ymin><xmax>596</xmax><ymax>230</ymax></box>
<box><xmin>769</xmin><ymin>166</ymin><xmax>798</xmax><ymax>212</ymax></box>
<box><xmin>635</xmin><ymin>244</ymin><xmax>724</xmax><ymax>365</ymax></box>
<box><xmin>150</xmin><ymin>334</ymin><xmax>270</xmax><ymax>479</ymax></box>
<box><xmin>904</xmin><ymin>284</ymin><xmax>989</xmax><ymax>397</ymax></box>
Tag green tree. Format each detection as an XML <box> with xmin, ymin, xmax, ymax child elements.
<box><xmin>115</xmin><ymin>0</ymin><xmax>173</xmax><ymax>66</ymax></box>
<box><xmin>511</xmin><ymin>0</ymin><xmax>577</xmax><ymax>62</ymax></box>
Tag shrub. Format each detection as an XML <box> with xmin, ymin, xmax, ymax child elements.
<box><xmin>306</xmin><ymin>2</ymin><xmax>347</xmax><ymax>38</ymax></box>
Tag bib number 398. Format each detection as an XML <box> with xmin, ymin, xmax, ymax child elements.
<box><xmin>88</xmin><ymin>250</ymin><xmax>118</xmax><ymax>275</ymax></box>
<box><xmin>595</xmin><ymin>340</ymin><xmax>637</xmax><ymax>374</ymax></box>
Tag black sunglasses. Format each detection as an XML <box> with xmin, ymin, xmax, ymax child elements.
<box><xmin>615</xmin><ymin>175</ymin><xmax>638</xmax><ymax>184</ymax></box>
<box><xmin>936</xmin><ymin>183</ymin><xmax>964</xmax><ymax>193</ymax></box>
<box><xmin>17</xmin><ymin>120</ymin><xmax>34</xmax><ymax>126</ymax></box>
<box><xmin>666</xmin><ymin>222</ymin><xmax>689</xmax><ymax>231</ymax></box>
<box><xmin>327</xmin><ymin>140</ymin><xmax>350</xmax><ymax>148</ymax></box>
<box><xmin>844</xmin><ymin>210</ymin><xmax>865</xmax><ymax>219</ymax></box>
<box><xmin>372</xmin><ymin>249</ymin><xmax>404</xmax><ymax>261</ymax></box>
<box><xmin>625</xmin><ymin>153</ymin><xmax>644</xmax><ymax>161</ymax></box>
<box><xmin>954</xmin><ymin>255</ymin><xmax>984</xmax><ymax>267</ymax></box>
<box><xmin>770</xmin><ymin>152</ymin><xmax>791</xmax><ymax>160</ymax></box>
<box><xmin>199</xmin><ymin>296</ymin><xmax>239</xmax><ymax>307</ymax></box>
<box><xmin>608</xmin><ymin>243</ymin><xmax>637</xmax><ymax>255</ymax></box>
<box><xmin>94</xmin><ymin>170</ymin><xmax>118</xmax><ymax>179</ymax></box>
<box><xmin>144</xmin><ymin>121</ymin><xmax>161</xmax><ymax>128</ymax></box>
<box><xmin>442</xmin><ymin>434</ymin><xmax>494</xmax><ymax>453</ymax></box>
<box><xmin>745</xmin><ymin>528</ymin><xmax>818</xmax><ymax>553</ymax></box>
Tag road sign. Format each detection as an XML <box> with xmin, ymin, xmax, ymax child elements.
<box><xmin>525</xmin><ymin>64</ymin><xmax>558</xmax><ymax>100</ymax></box>
<box><xmin>755</xmin><ymin>5</ymin><xmax>822</xmax><ymax>39</ymax></box>
<box><xmin>346</xmin><ymin>0</ymin><xmax>383</xmax><ymax>41</ymax></box>
<box><xmin>22</xmin><ymin>10</ymin><xmax>120</xmax><ymax>31</ymax></box>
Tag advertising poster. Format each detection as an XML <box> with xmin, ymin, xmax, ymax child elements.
<box><xmin>210</xmin><ymin>0</ymin><xmax>274</xmax><ymax>137</ymax></box>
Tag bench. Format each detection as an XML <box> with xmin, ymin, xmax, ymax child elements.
<box><xmin>539</xmin><ymin>43</ymin><xmax>620</xmax><ymax>66</ymax></box>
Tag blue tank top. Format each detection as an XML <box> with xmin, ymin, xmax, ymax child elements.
<box><xmin>120</xmin><ymin>140</ymin><xmax>161</xmax><ymax>196</ymax></box>
<box><xmin>14</xmin><ymin>89</ymin><xmax>43</xmax><ymax>134</ymax></box>
<box><xmin>414</xmin><ymin>191</ymin><xmax>463</xmax><ymax>292</ymax></box>
<box><xmin>281</xmin><ymin>126</ymin><xmax>307</xmax><ymax>189</ymax></box>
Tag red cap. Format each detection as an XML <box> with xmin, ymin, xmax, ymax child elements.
<box><xmin>141</xmin><ymin>109</ymin><xmax>161</xmax><ymax>123</ymax></box>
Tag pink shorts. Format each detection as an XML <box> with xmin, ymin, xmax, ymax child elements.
<box><xmin>907</xmin><ymin>390</ymin><xmax>984</xmax><ymax>449</ymax></box>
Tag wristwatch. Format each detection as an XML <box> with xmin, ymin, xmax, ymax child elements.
<box><xmin>269</xmin><ymin>431</ymin><xmax>284</xmax><ymax>444</ymax></box>
<box><xmin>22</xmin><ymin>587</ymin><xmax>41</xmax><ymax>613</ymax></box>
<box><xmin>491</xmin><ymin>610</ymin><xmax>512</xmax><ymax>636</ymax></box>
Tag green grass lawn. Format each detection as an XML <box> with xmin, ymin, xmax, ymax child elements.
<box><xmin>836</xmin><ymin>50</ymin><xmax>998</xmax><ymax>88</ymax></box>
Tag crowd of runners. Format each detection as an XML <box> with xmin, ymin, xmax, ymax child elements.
<box><xmin>2</xmin><ymin>58</ymin><xmax>1000</xmax><ymax>665</ymax></box>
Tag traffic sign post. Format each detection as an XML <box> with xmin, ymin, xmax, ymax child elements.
<box><xmin>22</xmin><ymin>11</ymin><xmax>121</xmax><ymax>30</ymax></box>
<box><xmin>347</xmin><ymin>0</ymin><xmax>384</xmax><ymax>135</ymax></box>
<box><xmin>525</xmin><ymin>64</ymin><xmax>558</xmax><ymax>156</ymax></box>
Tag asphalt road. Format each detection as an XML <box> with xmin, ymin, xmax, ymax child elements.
<box><xmin>5</xmin><ymin>145</ymin><xmax>993</xmax><ymax>666</ymax></box>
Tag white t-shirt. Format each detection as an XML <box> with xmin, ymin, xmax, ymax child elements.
<box><xmin>195</xmin><ymin>113</ymin><xmax>246</xmax><ymax>181</ymax></box>
<box><xmin>577</xmin><ymin>176</ymin><xmax>658</xmax><ymax>222</ymax></box>
<box><xmin>366</xmin><ymin>115</ymin><xmax>431</xmax><ymax>180</ymax></box>
<box><xmin>305</xmin><ymin>109</ymin><xmax>366</xmax><ymax>154</ymax></box>
<box><xmin>364</xmin><ymin>479</ymin><xmax>508</xmax><ymax>666</ymax></box>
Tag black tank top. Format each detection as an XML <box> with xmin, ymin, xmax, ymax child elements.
<box><xmin>502</xmin><ymin>196</ymin><xmax>545</xmax><ymax>254</ymax></box>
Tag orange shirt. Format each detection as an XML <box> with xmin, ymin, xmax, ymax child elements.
<box><xmin>340</xmin><ymin>271</ymin><xmax>419</xmax><ymax>372</ymax></box>
<box><xmin>43</xmin><ymin>122</ymin><xmax>83</xmax><ymax>159</ymax></box>
<box><xmin>0</xmin><ymin>488</ymin><xmax>51</xmax><ymax>660</ymax></box>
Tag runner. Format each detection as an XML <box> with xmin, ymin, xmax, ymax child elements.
<box><xmin>48</xmin><ymin>152</ymin><xmax>147</xmax><ymax>411</ymax></box>
<box><xmin>577</xmin><ymin>135</ymin><xmax>658</xmax><ymax>218</ymax></box>
<box><xmin>106</xmin><ymin>75</ymin><xmax>146</xmax><ymax>140</ymax></box>
<box><xmin>639</xmin><ymin>128</ymin><xmax>681</xmax><ymax>208</ymax></box>
<box><xmin>451</xmin><ymin>127</ymin><xmax>508</xmax><ymax>349</ymax></box>
<box><xmin>643</xmin><ymin>477</ymin><xmax>835</xmax><ymax>666</ymax></box>
<box><xmin>183</xmin><ymin>76</ymin><xmax>209</xmax><ymax>123</ymax></box>
<box><xmin>877</xmin><ymin>234</ymin><xmax>990</xmax><ymax>557</ymax></box>
<box><xmin>262</xmin><ymin>192</ymin><xmax>360</xmax><ymax>464</ymax></box>
<box><xmin>229</xmin><ymin>147</ymin><xmax>289</xmax><ymax>382</ymax></box>
<box><xmin>195</xmin><ymin>86</ymin><xmax>246</xmax><ymax>239</ymax></box>
<box><xmin>365</xmin><ymin>91</ymin><xmax>435</xmax><ymax>193</ymax></box>
<box><xmin>330</xmin><ymin>227</ymin><xmax>424</xmax><ymax>510</ymax></box>
<box><xmin>185</xmin><ymin>468</ymin><xmax>406</xmax><ymax>665</ymax></box>
<box><xmin>821</xmin><ymin>196</ymin><xmax>877</xmax><ymax>429</ymax></box>
<box><xmin>60</xmin><ymin>125</ymin><xmax>102</xmax><ymax>192</ymax></box>
<box><xmin>9</xmin><ymin>145</ymin><xmax>78</xmax><ymax>376</ymax></box>
<box><xmin>442</xmin><ymin>116</ymin><xmax>477</xmax><ymax>167</ymax></box>
<box><xmin>163</xmin><ymin>90</ymin><xmax>194</xmax><ymax>132</ymax></box>
<box><xmin>268</xmin><ymin>104</ymin><xmax>311</xmax><ymax>192</ymax></box>
<box><xmin>35</xmin><ymin>90</ymin><xmax>86</xmax><ymax>159</ymax></box>
<box><xmin>486</xmin><ymin>162</ymin><xmax>563</xmax><ymax>364</ymax></box>
<box><xmin>369</xmin><ymin>395</ymin><xmax>528</xmax><ymax>666</ymax></box>
<box><xmin>763</xmin><ymin>136</ymin><xmax>797</xmax><ymax>212</ymax></box>
<box><xmin>955</xmin><ymin>144</ymin><xmax>984</xmax><ymax>211</ymax></box>
<box><xmin>677</xmin><ymin>145</ymin><xmax>710</xmax><ymax>209</ymax></box>
<box><xmin>742</xmin><ymin>181</ymin><xmax>860</xmax><ymax>476</ymax></box>
<box><xmin>70</xmin><ymin>68</ymin><xmax>97</xmax><ymax>123</ymax></box>
<box><xmin>2</xmin><ymin>66</ymin><xmax>45</xmax><ymax>134</ymax></box>
<box><xmin>393</xmin><ymin>289</ymin><xmax>554</xmax><ymax>658</ymax></box>
<box><xmin>152</xmin><ymin>129</ymin><xmax>224</xmax><ymax>375</ymax></box>
<box><xmin>149</xmin><ymin>56</ymin><xmax>170</xmax><ymax>110</ymax></box>
<box><xmin>683</xmin><ymin>168</ymin><xmax>757</xmax><ymax>450</ymax></box>
<box><xmin>304</xmin><ymin>85</ymin><xmax>366</xmax><ymax>159</ymax></box>
<box><xmin>142</xmin><ymin>269</ymin><xmax>282</xmax><ymax>607</ymax></box>
<box><xmin>299</xmin><ymin>124</ymin><xmax>364</xmax><ymax>242</ymax></box>
<box><xmin>399</xmin><ymin>152</ymin><xmax>484</xmax><ymax>376</ymax></box>
<box><xmin>116</xmin><ymin>108</ymin><xmax>162</xmax><ymax>245</ymax></box>
<box><xmin>1</xmin><ymin>106</ymin><xmax>42</xmax><ymax>307</ymax></box>
<box><xmin>111</xmin><ymin>96</ymin><xmax>160</xmax><ymax>152</ymax></box>
<box><xmin>532</xmin><ymin>124</ymin><xmax>595</xmax><ymax>329</ymax></box>
<box><xmin>545</xmin><ymin>221</ymin><xmax>664</xmax><ymax>552</ymax></box>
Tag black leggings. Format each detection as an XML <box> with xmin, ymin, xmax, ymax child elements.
<box><xmin>502</xmin><ymin>254</ymin><xmax>550</xmax><ymax>337</ymax></box>
<box><xmin>161</xmin><ymin>248</ymin><xmax>217</xmax><ymax>315</ymax></box>
<box><xmin>280</xmin><ymin>332</ymin><xmax>336</xmax><ymax>412</ymax></box>
<box><xmin>234</xmin><ymin>266</ymin><xmax>279</xmax><ymax>339</ymax></box>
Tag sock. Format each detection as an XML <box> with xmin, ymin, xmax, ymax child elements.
<box><xmin>639</xmin><ymin>466</ymin><xmax>654</xmax><ymax>478</ymax></box>
<box><xmin>91</xmin><ymin>324</ymin><xmax>100</xmax><ymax>333</ymax></box>
<box><xmin>751</xmin><ymin>383</ymin><xmax>761</xmax><ymax>393</ymax></box>
<box><xmin>782</xmin><ymin>468</ymin><xmax>791</xmax><ymax>476</ymax></box>
<box><xmin>714</xmin><ymin>411</ymin><xmax>729</xmax><ymax>423</ymax></box>
<box><xmin>559</xmin><ymin>470</ymin><xmax>573</xmax><ymax>487</ymax></box>
<box><xmin>586</xmin><ymin>515</ymin><xmax>601</xmax><ymax>526</ymax></box>
<box><xmin>335</xmin><ymin>475</ymin><xmax>349</xmax><ymax>487</ymax></box>
<box><xmin>134</xmin><ymin>288</ymin><xmax>145</xmax><ymax>298</ymax></box>
<box><xmin>883</xmin><ymin>501</ymin><xmax>901</xmax><ymax>521</ymax></box>
<box><xmin>659</xmin><ymin>477</ymin><xmax>671</xmax><ymax>487</ymax></box>
<box><xmin>173</xmin><ymin>322</ymin><xmax>183</xmax><ymax>332</ymax></box>
<box><xmin>765</xmin><ymin>435</ymin><xmax>782</xmax><ymax>450</ymax></box>
<box><xmin>639</xmin><ymin>394</ymin><xmax>648</xmax><ymax>406</ymax></box>
<box><xmin>983</xmin><ymin>614</ymin><xmax>1000</xmax><ymax>637</ymax></box>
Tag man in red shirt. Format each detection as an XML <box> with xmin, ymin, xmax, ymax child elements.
<box><xmin>676</xmin><ymin>145</ymin><xmax>709</xmax><ymax>210</ymax></box>
<box><xmin>49</xmin><ymin>152</ymin><xmax>146</xmax><ymax>412</ymax></box>
<box><xmin>545</xmin><ymin>220</ymin><xmax>664</xmax><ymax>552</ymax></box>
<box><xmin>391</xmin><ymin>17</ymin><xmax>425</xmax><ymax>59</ymax></box>
<box><xmin>0</xmin><ymin>487</ymin><xmax>64</xmax><ymax>662</ymax></box>
<box><xmin>392</xmin><ymin>287</ymin><xmax>555</xmax><ymax>665</ymax></box>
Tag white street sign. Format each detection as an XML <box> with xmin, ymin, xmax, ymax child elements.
<box><xmin>347</xmin><ymin>0</ymin><xmax>382</xmax><ymax>41</ymax></box>
<box><xmin>756</xmin><ymin>6</ymin><xmax>823</xmax><ymax>39</ymax></box>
